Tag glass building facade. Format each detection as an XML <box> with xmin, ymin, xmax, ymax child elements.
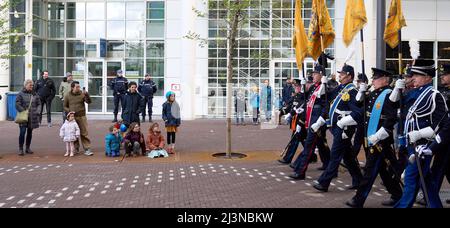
<box><xmin>10</xmin><ymin>0</ymin><xmax>166</xmax><ymax>114</ymax></box>
<box><xmin>207</xmin><ymin>0</ymin><xmax>335</xmax><ymax>117</ymax></box>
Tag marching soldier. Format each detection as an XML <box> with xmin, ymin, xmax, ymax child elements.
<box><xmin>345</xmin><ymin>68</ymin><xmax>403</xmax><ymax>208</ymax></box>
<box><xmin>353</xmin><ymin>73</ymin><xmax>369</xmax><ymax>158</ymax></box>
<box><xmin>110</xmin><ymin>70</ymin><xmax>129</xmax><ymax>123</ymax></box>
<box><xmin>279</xmin><ymin>79</ymin><xmax>308</xmax><ymax>165</ymax></box>
<box><xmin>415</xmin><ymin>64</ymin><xmax>450</xmax><ymax>207</ymax></box>
<box><xmin>313</xmin><ymin>64</ymin><xmax>363</xmax><ymax>192</ymax></box>
<box><xmin>289</xmin><ymin>64</ymin><xmax>330</xmax><ymax>180</ymax></box>
<box><xmin>392</xmin><ymin>60</ymin><xmax>448</xmax><ymax>208</ymax></box>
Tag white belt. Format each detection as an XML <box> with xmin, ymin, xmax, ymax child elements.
<box><xmin>335</xmin><ymin>109</ymin><xmax>352</xmax><ymax>116</ymax></box>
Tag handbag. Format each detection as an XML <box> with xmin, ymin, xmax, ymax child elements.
<box><xmin>15</xmin><ymin>95</ymin><xmax>33</xmax><ymax>124</ymax></box>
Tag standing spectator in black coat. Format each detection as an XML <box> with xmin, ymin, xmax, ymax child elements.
<box><xmin>282</xmin><ymin>77</ymin><xmax>294</xmax><ymax>108</ymax></box>
<box><xmin>34</xmin><ymin>70</ymin><xmax>56</xmax><ymax>127</ymax></box>
<box><xmin>138</xmin><ymin>73</ymin><xmax>158</xmax><ymax>122</ymax></box>
<box><xmin>121</xmin><ymin>82</ymin><xmax>145</xmax><ymax>126</ymax></box>
<box><xmin>110</xmin><ymin>70</ymin><xmax>129</xmax><ymax>123</ymax></box>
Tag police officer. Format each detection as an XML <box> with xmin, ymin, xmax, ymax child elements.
<box><xmin>289</xmin><ymin>65</ymin><xmax>330</xmax><ymax>180</ymax></box>
<box><xmin>346</xmin><ymin>68</ymin><xmax>403</xmax><ymax>208</ymax></box>
<box><xmin>138</xmin><ymin>73</ymin><xmax>157</xmax><ymax>122</ymax></box>
<box><xmin>392</xmin><ymin>60</ymin><xmax>448</xmax><ymax>208</ymax></box>
<box><xmin>110</xmin><ymin>70</ymin><xmax>128</xmax><ymax>123</ymax></box>
<box><xmin>313</xmin><ymin>64</ymin><xmax>363</xmax><ymax>192</ymax></box>
<box><xmin>279</xmin><ymin>79</ymin><xmax>307</xmax><ymax>165</ymax></box>
<box><xmin>34</xmin><ymin>70</ymin><xmax>56</xmax><ymax>127</ymax></box>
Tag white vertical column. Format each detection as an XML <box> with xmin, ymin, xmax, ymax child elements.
<box><xmin>180</xmin><ymin>0</ymin><xmax>196</xmax><ymax>120</ymax></box>
<box><xmin>0</xmin><ymin>0</ymin><xmax>11</xmax><ymax>121</ymax></box>
<box><xmin>25</xmin><ymin>0</ymin><xmax>32</xmax><ymax>80</ymax></box>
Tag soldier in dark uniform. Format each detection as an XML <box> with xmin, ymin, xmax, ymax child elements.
<box><xmin>279</xmin><ymin>79</ymin><xmax>307</xmax><ymax>165</ymax></box>
<box><xmin>346</xmin><ymin>68</ymin><xmax>403</xmax><ymax>208</ymax></box>
<box><xmin>138</xmin><ymin>73</ymin><xmax>158</xmax><ymax>122</ymax></box>
<box><xmin>353</xmin><ymin>73</ymin><xmax>369</xmax><ymax>159</ymax></box>
<box><xmin>110</xmin><ymin>70</ymin><xmax>128</xmax><ymax>123</ymax></box>
<box><xmin>313</xmin><ymin>64</ymin><xmax>363</xmax><ymax>192</ymax></box>
<box><xmin>289</xmin><ymin>65</ymin><xmax>330</xmax><ymax>180</ymax></box>
<box><xmin>393</xmin><ymin>60</ymin><xmax>448</xmax><ymax>208</ymax></box>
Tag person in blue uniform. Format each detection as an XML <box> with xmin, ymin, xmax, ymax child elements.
<box><xmin>313</xmin><ymin>64</ymin><xmax>363</xmax><ymax>192</ymax></box>
<box><xmin>138</xmin><ymin>73</ymin><xmax>158</xmax><ymax>122</ymax></box>
<box><xmin>392</xmin><ymin>60</ymin><xmax>448</xmax><ymax>208</ymax></box>
<box><xmin>279</xmin><ymin>79</ymin><xmax>307</xmax><ymax>165</ymax></box>
<box><xmin>288</xmin><ymin>64</ymin><xmax>330</xmax><ymax>180</ymax></box>
<box><xmin>110</xmin><ymin>70</ymin><xmax>129</xmax><ymax>123</ymax></box>
<box><xmin>415</xmin><ymin>64</ymin><xmax>450</xmax><ymax>207</ymax></box>
<box><xmin>352</xmin><ymin>73</ymin><xmax>369</xmax><ymax>159</ymax></box>
<box><xmin>346</xmin><ymin>68</ymin><xmax>403</xmax><ymax>207</ymax></box>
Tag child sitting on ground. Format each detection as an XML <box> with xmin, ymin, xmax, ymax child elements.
<box><xmin>123</xmin><ymin>122</ymin><xmax>146</xmax><ymax>157</ymax></box>
<box><xmin>59</xmin><ymin>112</ymin><xmax>80</xmax><ymax>157</ymax></box>
<box><xmin>105</xmin><ymin>125</ymin><xmax>123</xmax><ymax>157</ymax></box>
<box><xmin>146</xmin><ymin>123</ymin><xmax>169</xmax><ymax>158</ymax></box>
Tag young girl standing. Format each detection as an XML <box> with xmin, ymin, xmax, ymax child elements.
<box><xmin>162</xmin><ymin>91</ymin><xmax>181</xmax><ymax>154</ymax></box>
<box><xmin>59</xmin><ymin>112</ymin><xmax>80</xmax><ymax>157</ymax></box>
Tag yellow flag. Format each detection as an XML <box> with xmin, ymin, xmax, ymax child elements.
<box><xmin>384</xmin><ymin>0</ymin><xmax>407</xmax><ymax>49</ymax></box>
<box><xmin>307</xmin><ymin>0</ymin><xmax>335</xmax><ymax>61</ymax></box>
<box><xmin>343</xmin><ymin>0</ymin><xmax>367</xmax><ymax>47</ymax></box>
<box><xmin>293</xmin><ymin>0</ymin><xmax>308</xmax><ymax>70</ymax></box>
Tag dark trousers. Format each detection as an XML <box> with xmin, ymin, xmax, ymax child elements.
<box><xmin>294</xmin><ymin>128</ymin><xmax>330</xmax><ymax>175</ymax></box>
<box><xmin>113</xmin><ymin>94</ymin><xmax>125</xmax><ymax>115</ymax></box>
<box><xmin>352</xmin><ymin>125</ymin><xmax>365</xmax><ymax>157</ymax></box>
<box><xmin>318</xmin><ymin>126</ymin><xmax>363</xmax><ymax>188</ymax></box>
<box><xmin>167</xmin><ymin>132</ymin><xmax>176</xmax><ymax>144</ymax></box>
<box><xmin>142</xmin><ymin>96</ymin><xmax>153</xmax><ymax>120</ymax></box>
<box><xmin>426</xmin><ymin>146</ymin><xmax>450</xmax><ymax>208</ymax></box>
<box><xmin>19</xmin><ymin>126</ymin><xmax>33</xmax><ymax>149</ymax></box>
<box><xmin>282</xmin><ymin>130</ymin><xmax>306</xmax><ymax>163</ymax></box>
<box><xmin>39</xmin><ymin>96</ymin><xmax>52</xmax><ymax>123</ymax></box>
<box><xmin>352</xmin><ymin>143</ymin><xmax>403</xmax><ymax>206</ymax></box>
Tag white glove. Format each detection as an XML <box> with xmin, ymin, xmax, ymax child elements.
<box><xmin>284</xmin><ymin>113</ymin><xmax>292</xmax><ymax>122</ymax></box>
<box><xmin>318</xmin><ymin>84</ymin><xmax>326</xmax><ymax>97</ymax></box>
<box><xmin>415</xmin><ymin>145</ymin><xmax>433</xmax><ymax>157</ymax></box>
<box><xmin>408</xmin><ymin>127</ymin><xmax>435</xmax><ymax>144</ymax></box>
<box><xmin>368</xmin><ymin>127</ymin><xmax>390</xmax><ymax>146</ymax></box>
<box><xmin>295</xmin><ymin>107</ymin><xmax>304</xmax><ymax>114</ymax></box>
<box><xmin>296</xmin><ymin>125</ymin><xmax>302</xmax><ymax>133</ymax></box>
<box><xmin>389</xmin><ymin>79</ymin><xmax>405</xmax><ymax>102</ymax></box>
<box><xmin>336</xmin><ymin>115</ymin><xmax>357</xmax><ymax>129</ymax></box>
<box><xmin>359</xmin><ymin>83</ymin><xmax>368</xmax><ymax>92</ymax></box>
<box><xmin>321</xmin><ymin>77</ymin><xmax>328</xmax><ymax>84</ymax></box>
<box><xmin>310</xmin><ymin>117</ymin><xmax>326</xmax><ymax>133</ymax></box>
<box><xmin>299</xmin><ymin>77</ymin><xmax>307</xmax><ymax>85</ymax></box>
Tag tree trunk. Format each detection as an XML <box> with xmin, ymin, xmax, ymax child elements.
<box><xmin>226</xmin><ymin>7</ymin><xmax>240</xmax><ymax>158</ymax></box>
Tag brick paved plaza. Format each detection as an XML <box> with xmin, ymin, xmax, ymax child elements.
<box><xmin>0</xmin><ymin>119</ymin><xmax>448</xmax><ymax>208</ymax></box>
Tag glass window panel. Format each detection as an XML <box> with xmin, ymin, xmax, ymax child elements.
<box><xmin>10</xmin><ymin>56</ymin><xmax>25</xmax><ymax>91</ymax></box>
<box><xmin>148</xmin><ymin>9</ymin><xmax>164</xmax><ymax>19</ymax></box>
<box><xmin>47</xmin><ymin>59</ymin><xmax>64</xmax><ymax>76</ymax></box>
<box><xmin>66</xmin><ymin>59</ymin><xmax>85</xmax><ymax>80</ymax></box>
<box><xmin>47</xmin><ymin>40</ymin><xmax>64</xmax><ymax>57</ymax></box>
<box><xmin>127</xmin><ymin>2</ymin><xmax>146</xmax><ymax>20</ymax></box>
<box><xmin>152</xmin><ymin>78</ymin><xmax>164</xmax><ymax>96</ymax></box>
<box><xmin>48</xmin><ymin>20</ymin><xmax>64</xmax><ymax>38</ymax></box>
<box><xmin>86</xmin><ymin>43</ymin><xmax>97</xmax><ymax>58</ymax></box>
<box><xmin>125</xmin><ymin>59</ymin><xmax>144</xmax><ymax>79</ymax></box>
<box><xmin>107</xmin><ymin>21</ymin><xmax>125</xmax><ymax>39</ymax></box>
<box><xmin>86</xmin><ymin>2</ymin><xmax>104</xmax><ymax>20</ymax></box>
<box><xmin>126</xmin><ymin>41</ymin><xmax>144</xmax><ymax>58</ymax></box>
<box><xmin>107</xmin><ymin>2</ymin><xmax>125</xmax><ymax>20</ymax></box>
<box><xmin>32</xmin><ymin>39</ymin><xmax>43</xmax><ymax>56</ymax></box>
<box><xmin>148</xmin><ymin>1</ymin><xmax>165</xmax><ymax>9</ymax></box>
<box><xmin>86</xmin><ymin>21</ymin><xmax>105</xmax><ymax>39</ymax></box>
<box><xmin>146</xmin><ymin>59</ymin><xmax>164</xmax><ymax>77</ymax></box>
<box><xmin>88</xmin><ymin>97</ymin><xmax>102</xmax><ymax>112</ymax></box>
<box><xmin>10</xmin><ymin>14</ymin><xmax>25</xmax><ymax>33</ymax></box>
<box><xmin>439</xmin><ymin>42</ymin><xmax>450</xmax><ymax>59</ymax></box>
<box><xmin>48</xmin><ymin>2</ymin><xmax>65</xmax><ymax>20</ymax></box>
<box><xmin>66</xmin><ymin>21</ymin><xmax>85</xmax><ymax>38</ymax></box>
<box><xmin>32</xmin><ymin>17</ymin><xmax>45</xmax><ymax>37</ymax></box>
<box><xmin>107</xmin><ymin>41</ymin><xmax>125</xmax><ymax>58</ymax></box>
<box><xmin>67</xmin><ymin>41</ymin><xmax>84</xmax><ymax>58</ymax></box>
<box><xmin>32</xmin><ymin>57</ymin><xmax>45</xmax><ymax>80</ymax></box>
<box><xmin>146</xmin><ymin>41</ymin><xmax>164</xmax><ymax>58</ymax></box>
<box><xmin>127</xmin><ymin>21</ymin><xmax>146</xmax><ymax>39</ymax></box>
<box><xmin>146</xmin><ymin>20</ymin><xmax>164</xmax><ymax>38</ymax></box>
<box><xmin>67</xmin><ymin>2</ymin><xmax>85</xmax><ymax>20</ymax></box>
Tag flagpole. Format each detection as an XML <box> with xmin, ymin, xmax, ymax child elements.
<box><xmin>397</xmin><ymin>29</ymin><xmax>405</xmax><ymax>153</ymax></box>
<box><xmin>302</xmin><ymin>62</ymin><xmax>307</xmax><ymax>106</ymax></box>
<box><xmin>318</xmin><ymin>0</ymin><xmax>328</xmax><ymax>115</ymax></box>
<box><xmin>360</xmin><ymin>29</ymin><xmax>369</xmax><ymax>153</ymax></box>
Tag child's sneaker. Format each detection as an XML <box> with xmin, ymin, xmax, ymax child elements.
<box><xmin>69</xmin><ymin>152</ymin><xmax>74</xmax><ymax>157</ymax></box>
<box><xmin>64</xmin><ymin>152</ymin><xmax>69</xmax><ymax>157</ymax></box>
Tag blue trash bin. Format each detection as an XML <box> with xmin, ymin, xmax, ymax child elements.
<box><xmin>6</xmin><ymin>92</ymin><xmax>19</xmax><ymax>121</ymax></box>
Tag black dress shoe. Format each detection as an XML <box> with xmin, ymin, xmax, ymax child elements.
<box><xmin>317</xmin><ymin>166</ymin><xmax>326</xmax><ymax>171</ymax></box>
<box><xmin>313</xmin><ymin>183</ymin><xmax>328</xmax><ymax>192</ymax></box>
<box><xmin>345</xmin><ymin>199</ymin><xmax>363</xmax><ymax>208</ymax></box>
<box><xmin>289</xmin><ymin>173</ymin><xmax>305</xmax><ymax>180</ymax></box>
<box><xmin>381</xmin><ymin>198</ymin><xmax>399</xmax><ymax>207</ymax></box>
<box><xmin>446</xmin><ymin>199</ymin><xmax>450</xmax><ymax>204</ymax></box>
<box><xmin>309</xmin><ymin>154</ymin><xmax>318</xmax><ymax>163</ymax></box>
<box><xmin>278</xmin><ymin>159</ymin><xmax>289</xmax><ymax>165</ymax></box>
<box><xmin>347</xmin><ymin>185</ymin><xmax>359</xmax><ymax>190</ymax></box>
<box><xmin>25</xmin><ymin>148</ymin><xmax>33</xmax><ymax>154</ymax></box>
<box><xmin>289</xmin><ymin>164</ymin><xmax>295</xmax><ymax>169</ymax></box>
